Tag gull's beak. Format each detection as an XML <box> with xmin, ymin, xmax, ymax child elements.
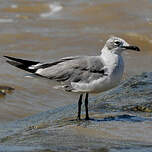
<box><xmin>121</xmin><ymin>45</ymin><xmax>140</xmax><ymax>51</ymax></box>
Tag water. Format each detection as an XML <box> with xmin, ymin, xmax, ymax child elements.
<box><xmin>0</xmin><ymin>0</ymin><xmax>152</xmax><ymax>123</ymax></box>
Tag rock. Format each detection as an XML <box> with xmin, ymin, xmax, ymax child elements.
<box><xmin>0</xmin><ymin>85</ymin><xmax>14</xmax><ymax>97</ymax></box>
<box><xmin>1</xmin><ymin>72</ymin><xmax>152</xmax><ymax>152</ymax></box>
<box><xmin>93</xmin><ymin>72</ymin><xmax>152</xmax><ymax>115</ymax></box>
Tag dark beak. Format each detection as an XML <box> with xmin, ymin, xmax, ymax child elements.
<box><xmin>121</xmin><ymin>46</ymin><xmax>140</xmax><ymax>51</ymax></box>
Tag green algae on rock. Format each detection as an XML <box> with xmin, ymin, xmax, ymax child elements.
<box><xmin>123</xmin><ymin>102</ymin><xmax>152</xmax><ymax>113</ymax></box>
<box><xmin>0</xmin><ymin>86</ymin><xmax>14</xmax><ymax>97</ymax></box>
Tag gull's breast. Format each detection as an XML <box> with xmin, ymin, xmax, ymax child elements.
<box><xmin>107</xmin><ymin>55</ymin><xmax>124</xmax><ymax>90</ymax></box>
<box><xmin>71</xmin><ymin>63</ymin><xmax>124</xmax><ymax>94</ymax></box>
<box><xmin>72</xmin><ymin>55</ymin><xmax>124</xmax><ymax>93</ymax></box>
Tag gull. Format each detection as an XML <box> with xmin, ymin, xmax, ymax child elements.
<box><xmin>4</xmin><ymin>37</ymin><xmax>140</xmax><ymax>120</ymax></box>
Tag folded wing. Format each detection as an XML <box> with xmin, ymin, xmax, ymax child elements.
<box><xmin>35</xmin><ymin>56</ymin><xmax>106</xmax><ymax>83</ymax></box>
<box><xmin>4</xmin><ymin>56</ymin><xmax>107</xmax><ymax>91</ymax></box>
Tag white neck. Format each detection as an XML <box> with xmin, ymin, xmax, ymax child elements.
<box><xmin>100</xmin><ymin>46</ymin><xmax>122</xmax><ymax>66</ymax></box>
<box><xmin>100</xmin><ymin>46</ymin><xmax>124</xmax><ymax>86</ymax></box>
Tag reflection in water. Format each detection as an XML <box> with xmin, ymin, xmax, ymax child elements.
<box><xmin>94</xmin><ymin>147</ymin><xmax>109</xmax><ymax>152</ymax></box>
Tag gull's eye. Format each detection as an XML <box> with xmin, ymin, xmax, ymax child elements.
<box><xmin>114</xmin><ymin>41</ymin><xmax>121</xmax><ymax>46</ymax></box>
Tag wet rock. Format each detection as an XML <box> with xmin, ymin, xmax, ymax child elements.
<box><xmin>122</xmin><ymin>102</ymin><xmax>152</xmax><ymax>112</ymax></box>
<box><xmin>0</xmin><ymin>85</ymin><xmax>14</xmax><ymax>97</ymax></box>
<box><xmin>1</xmin><ymin>72</ymin><xmax>152</xmax><ymax>152</ymax></box>
<box><xmin>93</xmin><ymin>72</ymin><xmax>152</xmax><ymax>114</ymax></box>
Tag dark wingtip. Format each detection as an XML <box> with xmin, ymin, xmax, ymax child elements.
<box><xmin>3</xmin><ymin>55</ymin><xmax>39</xmax><ymax>73</ymax></box>
<box><xmin>3</xmin><ymin>56</ymin><xmax>14</xmax><ymax>60</ymax></box>
<box><xmin>3</xmin><ymin>56</ymin><xmax>22</xmax><ymax>62</ymax></box>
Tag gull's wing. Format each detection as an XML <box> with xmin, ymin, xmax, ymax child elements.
<box><xmin>4</xmin><ymin>55</ymin><xmax>107</xmax><ymax>92</ymax></box>
<box><xmin>35</xmin><ymin>56</ymin><xmax>107</xmax><ymax>83</ymax></box>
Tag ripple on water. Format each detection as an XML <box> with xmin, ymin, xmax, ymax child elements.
<box><xmin>0</xmin><ymin>18</ymin><xmax>13</xmax><ymax>23</ymax></box>
<box><xmin>3</xmin><ymin>2</ymin><xmax>50</xmax><ymax>14</ymax></box>
<box><xmin>40</xmin><ymin>3</ymin><xmax>63</xmax><ymax>18</ymax></box>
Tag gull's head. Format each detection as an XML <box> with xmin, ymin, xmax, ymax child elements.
<box><xmin>103</xmin><ymin>36</ymin><xmax>140</xmax><ymax>54</ymax></box>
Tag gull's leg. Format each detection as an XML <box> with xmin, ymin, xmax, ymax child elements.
<box><xmin>77</xmin><ymin>94</ymin><xmax>83</xmax><ymax>120</ymax></box>
<box><xmin>85</xmin><ymin>93</ymin><xmax>89</xmax><ymax>120</ymax></box>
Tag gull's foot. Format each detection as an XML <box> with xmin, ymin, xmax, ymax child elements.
<box><xmin>76</xmin><ymin>117</ymin><xmax>81</xmax><ymax>121</ymax></box>
<box><xmin>85</xmin><ymin>116</ymin><xmax>90</xmax><ymax>120</ymax></box>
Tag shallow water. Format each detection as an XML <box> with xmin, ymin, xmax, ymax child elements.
<box><xmin>0</xmin><ymin>0</ymin><xmax>152</xmax><ymax>123</ymax></box>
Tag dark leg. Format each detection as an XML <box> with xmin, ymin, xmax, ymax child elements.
<box><xmin>77</xmin><ymin>94</ymin><xmax>83</xmax><ymax>120</ymax></box>
<box><xmin>85</xmin><ymin>93</ymin><xmax>89</xmax><ymax>120</ymax></box>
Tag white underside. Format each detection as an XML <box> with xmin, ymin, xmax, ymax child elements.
<box><xmin>71</xmin><ymin>65</ymin><xmax>123</xmax><ymax>93</ymax></box>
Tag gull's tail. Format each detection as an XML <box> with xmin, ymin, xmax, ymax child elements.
<box><xmin>4</xmin><ymin>56</ymin><xmax>40</xmax><ymax>73</ymax></box>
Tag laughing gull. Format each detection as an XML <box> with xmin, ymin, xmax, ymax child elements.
<box><xmin>4</xmin><ymin>37</ymin><xmax>140</xmax><ymax>120</ymax></box>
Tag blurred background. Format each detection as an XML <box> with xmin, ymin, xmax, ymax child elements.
<box><xmin>0</xmin><ymin>0</ymin><xmax>152</xmax><ymax>122</ymax></box>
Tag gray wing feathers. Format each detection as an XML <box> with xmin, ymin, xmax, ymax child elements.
<box><xmin>35</xmin><ymin>56</ymin><xmax>106</xmax><ymax>83</ymax></box>
<box><xmin>29</xmin><ymin>56</ymin><xmax>80</xmax><ymax>70</ymax></box>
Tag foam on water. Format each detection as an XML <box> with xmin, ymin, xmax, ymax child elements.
<box><xmin>11</xmin><ymin>4</ymin><xmax>18</xmax><ymax>9</ymax></box>
<box><xmin>0</xmin><ymin>145</ymin><xmax>43</xmax><ymax>152</ymax></box>
<box><xmin>40</xmin><ymin>3</ymin><xmax>63</xmax><ymax>18</ymax></box>
<box><xmin>0</xmin><ymin>18</ymin><xmax>13</xmax><ymax>23</ymax></box>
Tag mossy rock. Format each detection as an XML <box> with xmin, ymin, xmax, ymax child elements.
<box><xmin>123</xmin><ymin>102</ymin><xmax>152</xmax><ymax>112</ymax></box>
<box><xmin>0</xmin><ymin>85</ymin><xmax>14</xmax><ymax>97</ymax></box>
